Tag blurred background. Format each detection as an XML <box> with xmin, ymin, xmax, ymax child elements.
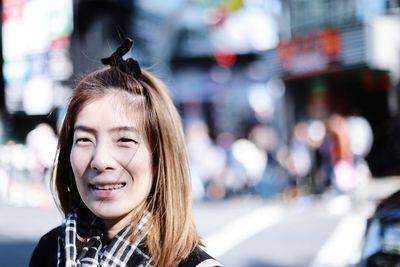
<box><xmin>1</xmin><ymin>0</ymin><xmax>400</xmax><ymax>266</ymax></box>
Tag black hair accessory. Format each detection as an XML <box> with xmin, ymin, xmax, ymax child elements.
<box><xmin>101</xmin><ymin>38</ymin><xmax>142</xmax><ymax>78</ymax></box>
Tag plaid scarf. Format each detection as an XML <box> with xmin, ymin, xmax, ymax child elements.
<box><xmin>57</xmin><ymin>209</ymin><xmax>153</xmax><ymax>267</ymax></box>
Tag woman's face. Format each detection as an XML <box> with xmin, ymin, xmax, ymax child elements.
<box><xmin>70</xmin><ymin>93</ymin><xmax>153</xmax><ymax>229</ymax></box>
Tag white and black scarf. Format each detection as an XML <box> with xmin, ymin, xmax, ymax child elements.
<box><xmin>57</xmin><ymin>209</ymin><xmax>153</xmax><ymax>267</ymax></box>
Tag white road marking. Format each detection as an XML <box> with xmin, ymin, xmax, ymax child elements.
<box><xmin>308</xmin><ymin>213</ymin><xmax>367</xmax><ymax>267</ymax></box>
<box><xmin>202</xmin><ymin>205</ymin><xmax>285</xmax><ymax>258</ymax></box>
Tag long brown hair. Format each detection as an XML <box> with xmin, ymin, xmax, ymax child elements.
<box><xmin>52</xmin><ymin>67</ymin><xmax>201</xmax><ymax>266</ymax></box>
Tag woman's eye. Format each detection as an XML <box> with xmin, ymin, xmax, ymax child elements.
<box><xmin>118</xmin><ymin>138</ymin><xmax>138</xmax><ymax>144</ymax></box>
<box><xmin>75</xmin><ymin>138</ymin><xmax>92</xmax><ymax>144</ymax></box>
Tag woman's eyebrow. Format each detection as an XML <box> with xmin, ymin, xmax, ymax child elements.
<box><xmin>73</xmin><ymin>125</ymin><xmax>140</xmax><ymax>134</ymax></box>
<box><xmin>109</xmin><ymin>126</ymin><xmax>140</xmax><ymax>133</ymax></box>
<box><xmin>74</xmin><ymin>125</ymin><xmax>96</xmax><ymax>134</ymax></box>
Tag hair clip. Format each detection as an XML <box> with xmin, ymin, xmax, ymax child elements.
<box><xmin>101</xmin><ymin>38</ymin><xmax>142</xmax><ymax>78</ymax></box>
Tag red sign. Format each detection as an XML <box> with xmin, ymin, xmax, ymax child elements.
<box><xmin>278</xmin><ymin>29</ymin><xmax>341</xmax><ymax>75</ymax></box>
<box><xmin>2</xmin><ymin>0</ymin><xmax>24</xmax><ymax>22</ymax></box>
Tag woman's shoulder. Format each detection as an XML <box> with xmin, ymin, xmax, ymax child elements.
<box><xmin>29</xmin><ymin>226</ymin><xmax>61</xmax><ymax>267</ymax></box>
<box><xmin>178</xmin><ymin>247</ymin><xmax>223</xmax><ymax>267</ymax></box>
<box><xmin>34</xmin><ymin>226</ymin><xmax>61</xmax><ymax>247</ymax></box>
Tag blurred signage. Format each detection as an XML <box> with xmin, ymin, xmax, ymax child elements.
<box><xmin>2</xmin><ymin>0</ymin><xmax>73</xmax><ymax>115</ymax></box>
<box><xmin>214</xmin><ymin>51</ymin><xmax>236</xmax><ymax>66</ymax></box>
<box><xmin>290</xmin><ymin>0</ymin><xmax>357</xmax><ymax>33</ymax></box>
<box><xmin>369</xmin><ymin>15</ymin><xmax>400</xmax><ymax>82</ymax></box>
<box><xmin>209</xmin><ymin>7</ymin><xmax>279</xmax><ymax>54</ymax></box>
<box><xmin>197</xmin><ymin>0</ymin><xmax>243</xmax><ymax>11</ymax></box>
<box><xmin>278</xmin><ymin>29</ymin><xmax>341</xmax><ymax>75</ymax></box>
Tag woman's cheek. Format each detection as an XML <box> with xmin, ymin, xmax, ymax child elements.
<box><xmin>115</xmin><ymin>149</ymin><xmax>139</xmax><ymax>167</ymax></box>
<box><xmin>70</xmin><ymin>147</ymin><xmax>90</xmax><ymax>176</ymax></box>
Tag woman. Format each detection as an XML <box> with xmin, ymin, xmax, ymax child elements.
<box><xmin>29</xmin><ymin>38</ymin><xmax>222</xmax><ymax>267</ymax></box>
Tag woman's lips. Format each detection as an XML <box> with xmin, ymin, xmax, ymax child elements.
<box><xmin>89</xmin><ymin>182</ymin><xmax>127</xmax><ymax>199</ymax></box>
<box><xmin>90</xmin><ymin>183</ymin><xmax>126</xmax><ymax>190</ymax></box>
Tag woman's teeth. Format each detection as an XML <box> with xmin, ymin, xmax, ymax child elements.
<box><xmin>91</xmin><ymin>183</ymin><xmax>126</xmax><ymax>190</ymax></box>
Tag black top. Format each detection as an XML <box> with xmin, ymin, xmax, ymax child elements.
<box><xmin>29</xmin><ymin>226</ymin><xmax>218</xmax><ymax>267</ymax></box>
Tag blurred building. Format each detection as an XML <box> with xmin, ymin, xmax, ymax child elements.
<box><xmin>1</xmin><ymin>0</ymin><xmax>73</xmax><ymax>140</ymax></box>
<box><xmin>153</xmin><ymin>0</ymin><xmax>286</xmax><ymax>141</ymax></box>
<box><xmin>1</xmin><ymin>0</ymin><xmax>139</xmax><ymax>141</ymax></box>
<box><xmin>1</xmin><ymin>0</ymin><xmax>400</xmax><ymax>177</ymax></box>
<box><xmin>277</xmin><ymin>0</ymin><xmax>400</xmax><ymax>176</ymax></box>
<box><xmin>71</xmin><ymin>0</ymin><xmax>135</xmax><ymax>74</ymax></box>
<box><xmin>148</xmin><ymin>0</ymin><xmax>400</xmax><ymax>176</ymax></box>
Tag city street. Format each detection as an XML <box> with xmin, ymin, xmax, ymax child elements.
<box><xmin>2</xmin><ymin>1</ymin><xmax>400</xmax><ymax>267</ymax></box>
<box><xmin>200</xmin><ymin>194</ymin><xmax>368</xmax><ymax>267</ymax></box>
<box><xmin>0</xmin><ymin>177</ymin><xmax>399</xmax><ymax>267</ymax></box>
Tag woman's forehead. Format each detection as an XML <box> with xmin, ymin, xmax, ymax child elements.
<box><xmin>75</xmin><ymin>92</ymin><xmax>145</xmax><ymax>128</ymax></box>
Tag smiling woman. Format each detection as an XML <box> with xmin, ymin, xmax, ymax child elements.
<box><xmin>29</xmin><ymin>38</ymin><xmax>222</xmax><ymax>267</ymax></box>
<box><xmin>70</xmin><ymin>93</ymin><xmax>154</xmax><ymax>239</ymax></box>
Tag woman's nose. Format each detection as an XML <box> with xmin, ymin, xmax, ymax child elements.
<box><xmin>90</xmin><ymin>142</ymin><xmax>117</xmax><ymax>172</ymax></box>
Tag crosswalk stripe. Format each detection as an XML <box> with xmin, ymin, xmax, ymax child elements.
<box><xmin>308</xmin><ymin>213</ymin><xmax>367</xmax><ymax>267</ymax></box>
<box><xmin>202</xmin><ymin>205</ymin><xmax>285</xmax><ymax>258</ymax></box>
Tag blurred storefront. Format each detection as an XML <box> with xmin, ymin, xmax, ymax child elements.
<box><xmin>1</xmin><ymin>0</ymin><xmax>136</xmax><ymax>141</ymax></box>
<box><xmin>277</xmin><ymin>0</ymin><xmax>400</xmax><ymax>176</ymax></box>
<box><xmin>165</xmin><ymin>0</ymin><xmax>400</xmax><ymax>177</ymax></box>
<box><xmin>1</xmin><ymin>0</ymin><xmax>73</xmax><ymax>141</ymax></box>
<box><xmin>170</xmin><ymin>52</ymin><xmax>288</xmax><ymax>140</ymax></box>
<box><xmin>165</xmin><ymin>0</ymin><xmax>285</xmax><ymax>140</ymax></box>
<box><xmin>1</xmin><ymin>0</ymin><xmax>400</xmax><ymax>178</ymax></box>
<box><xmin>135</xmin><ymin>0</ymin><xmax>400</xmax><ymax>178</ymax></box>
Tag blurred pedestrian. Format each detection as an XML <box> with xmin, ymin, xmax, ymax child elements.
<box><xmin>186</xmin><ymin>119</ymin><xmax>226</xmax><ymax>200</ymax></box>
<box><xmin>247</xmin><ymin>124</ymin><xmax>284</xmax><ymax>198</ymax></box>
<box><xmin>26</xmin><ymin>123</ymin><xmax>58</xmax><ymax>182</ymax></box>
<box><xmin>283</xmin><ymin>121</ymin><xmax>313</xmax><ymax>199</ymax></box>
<box><xmin>328</xmin><ymin>114</ymin><xmax>356</xmax><ymax>192</ymax></box>
<box><xmin>343</xmin><ymin>114</ymin><xmax>372</xmax><ymax>200</ymax></box>
<box><xmin>29</xmin><ymin>38</ymin><xmax>222</xmax><ymax>267</ymax></box>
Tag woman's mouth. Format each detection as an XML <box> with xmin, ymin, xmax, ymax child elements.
<box><xmin>89</xmin><ymin>182</ymin><xmax>127</xmax><ymax>199</ymax></box>
<box><xmin>90</xmin><ymin>183</ymin><xmax>126</xmax><ymax>190</ymax></box>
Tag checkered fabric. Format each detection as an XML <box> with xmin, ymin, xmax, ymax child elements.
<box><xmin>57</xmin><ymin>209</ymin><xmax>153</xmax><ymax>267</ymax></box>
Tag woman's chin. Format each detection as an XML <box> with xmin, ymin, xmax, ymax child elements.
<box><xmin>89</xmin><ymin>203</ymin><xmax>128</xmax><ymax>220</ymax></box>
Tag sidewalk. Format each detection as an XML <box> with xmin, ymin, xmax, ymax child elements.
<box><xmin>345</xmin><ymin>175</ymin><xmax>400</xmax><ymax>221</ymax></box>
<box><xmin>363</xmin><ymin>176</ymin><xmax>400</xmax><ymax>201</ymax></box>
